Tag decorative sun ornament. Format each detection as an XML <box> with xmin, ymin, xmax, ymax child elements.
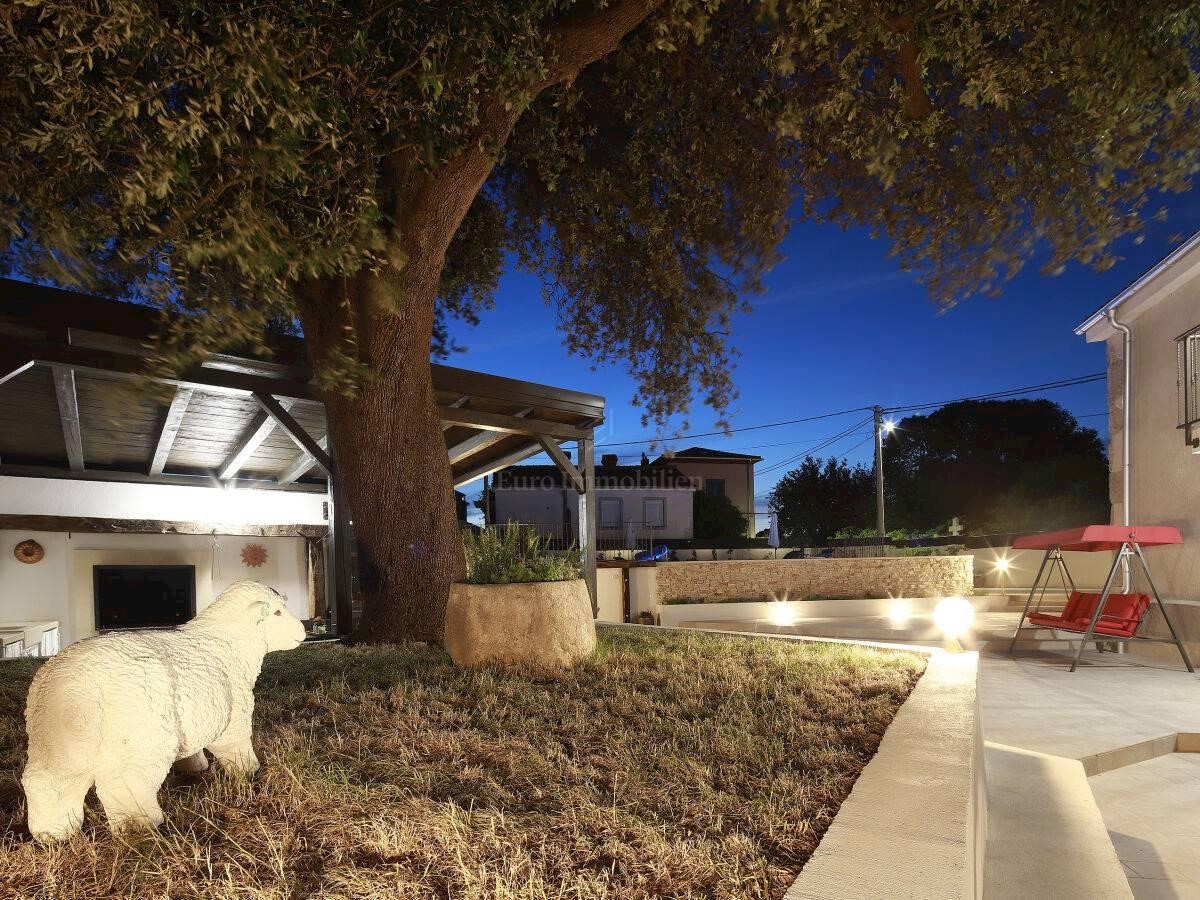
<box><xmin>240</xmin><ymin>543</ymin><xmax>268</xmax><ymax>568</ymax></box>
<box><xmin>14</xmin><ymin>539</ymin><xmax>45</xmax><ymax>564</ymax></box>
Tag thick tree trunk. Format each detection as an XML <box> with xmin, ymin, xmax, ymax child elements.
<box><xmin>288</xmin><ymin>0</ymin><xmax>664</xmax><ymax>642</ymax></box>
<box><xmin>297</xmin><ymin>269</ymin><xmax>464</xmax><ymax>643</ymax></box>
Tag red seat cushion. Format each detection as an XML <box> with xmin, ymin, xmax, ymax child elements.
<box><xmin>1027</xmin><ymin>612</ymin><xmax>1073</xmax><ymax>628</ymax></box>
<box><xmin>1025</xmin><ymin>591</ymin><xmax>1150</xmax><ymax>638</ymax></box>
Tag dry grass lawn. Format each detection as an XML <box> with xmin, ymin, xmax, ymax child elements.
<box><xmin>0</xmin><ymin>627</ymin><xmax>923</xmax><ymax>899</ymax></box>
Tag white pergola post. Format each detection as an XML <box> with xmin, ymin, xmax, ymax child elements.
<box><xmin>537</xmin><ymin>431</ymin><xmax>598</xmax><ymax>615</ymax></box>
<box><xmin>579</xmin><ymin>433</ymin><xmax>597</xmax><ymax>615</ymax></box>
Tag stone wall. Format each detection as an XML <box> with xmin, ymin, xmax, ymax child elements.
<box><xmin>655</xmin><ymin>556</ymin><xmax>973</xmax><ymax>604</ymax></box>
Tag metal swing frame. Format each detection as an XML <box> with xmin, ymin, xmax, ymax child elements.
<box><xmin>1008</xmin><ymin>539</ymin><xmax>1194</xmax><ymax>673</ymax></box>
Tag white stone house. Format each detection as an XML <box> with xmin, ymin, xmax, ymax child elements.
<box><xmin>1075</xmin><ymin>230</ymin><xmax>1200</xmax><ymax>661</ymax></box>
<box><xmin>487</xmin><ymin>454</ymin><xmax>696</xmax><ymax>549</ymax></box>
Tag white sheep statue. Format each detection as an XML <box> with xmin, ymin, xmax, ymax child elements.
<box><xmin>21</xmin><ymin>580</ymin><xmax>306</xmax><ymax>841</ymax></box>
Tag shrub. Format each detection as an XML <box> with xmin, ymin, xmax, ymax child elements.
<box><xmin>462</xmin><ymin>524</ymin><xmax>582</xmax><ymax>584</ymax></box>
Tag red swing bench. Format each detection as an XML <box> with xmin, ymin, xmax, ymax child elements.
<box><xmin>1007</xmin><ymin>525</ymin><xmax>1194</xmax><ymax>673</ymax></box>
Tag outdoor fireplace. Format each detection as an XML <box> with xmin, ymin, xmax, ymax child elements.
<box><xmin>93</xmin><ymin>565</ymin><xmax>197</xmax><ymax>631</ymax></box>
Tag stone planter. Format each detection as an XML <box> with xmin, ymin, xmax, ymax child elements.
<box><xmin>445</xmin><ymin>579</ymin><xmax>596</xmax><ymax>668</ymax></box>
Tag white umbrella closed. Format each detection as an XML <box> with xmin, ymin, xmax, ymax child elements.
<box><xmin>768</xmin><ymin>512</ymin><xmax>780</xmax><ymax>558</ymax></box>
<box><xmin>625</xmin><ymin>519</ymin><xmax>637</xmax><ymax>552</ymax></box>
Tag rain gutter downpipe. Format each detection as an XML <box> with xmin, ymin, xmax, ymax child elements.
<box><xmin>1107</xmin><ymin>308</ymin><xmax>1132</xmax><ymax>593</ymax></box>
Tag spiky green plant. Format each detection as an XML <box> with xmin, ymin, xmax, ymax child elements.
<box><xmin>461</xmin><ymin>523</ymin><xmax>582</xmax><ymax>585</ymax></box>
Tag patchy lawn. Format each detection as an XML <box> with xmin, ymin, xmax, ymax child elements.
<box><xmin>0</xmin><ymin>627</ymin><xmax>924</xmax><ymax>899</ymax></box>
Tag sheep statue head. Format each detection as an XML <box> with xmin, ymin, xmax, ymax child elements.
<box><xmin>23</xmin><ymin>580</ymin><xmax>307</xmax><ymax>841</ymax></box>
<box><xmin>195</xmin><ymin>580</ymin><xmax>307</xmax><ymax>651</ymax></box>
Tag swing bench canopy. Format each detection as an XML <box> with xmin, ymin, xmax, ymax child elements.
<box><xmin>1012</xmin><ymin>525</ymin><xmax>1182</xmax><ymax>553</ymax></box>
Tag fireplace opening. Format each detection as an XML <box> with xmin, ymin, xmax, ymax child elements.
<box><xmin>93</xmin><ymin>565</ymin><xmax>197</xmax><ymax>630</ymax></box>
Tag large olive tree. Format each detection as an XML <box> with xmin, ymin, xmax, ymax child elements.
<box><xmin>3</xmin><ymin>1</ymin><xmax>1197</xmax><ymax>641</ymax></box>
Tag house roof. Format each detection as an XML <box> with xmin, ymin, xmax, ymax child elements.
<box><xmin>493</xmin><ymin>462</ymin><xmax>694</xmax><ymax>490</ymax></box>
<box><xmin>0</xmin><ymin>278</ymin><xmax>605</xmax><ymax>491</ymax></box>
<box><xmin>1075</xmin><ymin>230</ymin><xmax>1200</xmax><ymax>342</ymax></box>
<box><xmin>653</xmin><ymin>446</ymin><xmax>763</xmax><ymax>464</ymax></box>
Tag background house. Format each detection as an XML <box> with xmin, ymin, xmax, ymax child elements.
<box><xmin>488</xmin><ymin>453</ymin><xmax>695</xmax><ymax>548</ymax></box>
<box><xmin>654</xmin><ymin>447</ymin><xmax>762</xmax><ymax>536</ymax></box>
<box><xmin>1076</xmin><ymin>230</ymin><xmax>1200</xmax><ymax>661</ymax></box>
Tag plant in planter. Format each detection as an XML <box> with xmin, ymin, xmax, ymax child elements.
<box><xmin>445</xmin><ymin>525</ymin><xmax>596</xmax><ymax>669</ymax></box>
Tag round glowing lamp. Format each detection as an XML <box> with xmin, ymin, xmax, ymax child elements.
<box><xmin>994</xmin><ymin>556</ymin><xmax>1011</xmax><ymax>575</ymax></box>
<box><xmin>888</xmin><ymin>598</ymin><xmax>913</xmax><ymax>627</ymax></box>
<box><xmin>933</xmin><ymin>596</ymin><xmax>975</xmax><ymax>642</ymax></box>
<box><xmin>769</xmin><ymin>602</ymin><xmax>797</xmax><ymax>627</ymax></box>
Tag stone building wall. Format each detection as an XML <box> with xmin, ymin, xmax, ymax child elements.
<box><xmin>655</xmin><ymin>556</ymin><xmax>974</xmax><ymax>604</ymax></box>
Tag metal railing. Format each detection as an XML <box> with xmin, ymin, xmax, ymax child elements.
<box><xmin>479</xmin><ymin>521</ymin><xmax>662</xmax><ymax>554</ymax></box>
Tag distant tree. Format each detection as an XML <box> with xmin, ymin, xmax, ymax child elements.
<box><xmin>3</xmin><ymin>2</ymin><xmax>1195</xmax><ymax>640</ymax></box>
<box><xmin>884</xmin><ymin>400</ymin><xmax>1109</xmax><ymax>533</ymax></box>
<box><xmin>769</xmin><ymin>457</ymin><xmax>873</xmax><ymax>546</ymax></box>
<box><xmin>693</xmin><ymin>490</ymin><xmax>747</xmax><ymax>540</ymax></box>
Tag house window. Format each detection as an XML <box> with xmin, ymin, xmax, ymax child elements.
<box><xmin>1178</xmin><ymin>324</ymin><xmax>1200</xmax><ymax>448</ymax></box>
<box><xmin>704</xmin><ymin>478</ymin><xmax>726</xmax><ymax>498</ymax></box>
<box><xmin>643</xmin><ymin>498</ymin><xmax>666</xmax><ymax>528</ymax></box>
<box><xmin>599</xmin><ymin>497</ymin><xmax>622</xmax><ymax>528</ymax></box>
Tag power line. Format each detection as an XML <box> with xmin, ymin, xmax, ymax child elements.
<box><xmin>595</xmin><ymin>406</ymin><xmax>872</xmax><ymax>448</ymax></box>
<box><xmin>757</xmin><ymin>417</ymin><xmax>874</xmax><ymax>476</ymax></box>
<box><xmin>595</xmin><ymin>371</ymin><xmax>1106</xmax><ymax>449</ymax></box>
<box><xmin>883</xmin><ymin>373</ymin><xmax>1105</xmax><ymax>414</ymax></box>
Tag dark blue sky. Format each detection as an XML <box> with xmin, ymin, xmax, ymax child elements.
<box><xmin>449</xmin><ymin>190</ymin><xmax>1200</xmax><ymax>527</ymax></box>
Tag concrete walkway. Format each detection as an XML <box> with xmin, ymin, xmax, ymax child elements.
<box><xmin>979</xmin><ymin>650</ymin><xmax>1200</xmax><ymax>899</ymax></box>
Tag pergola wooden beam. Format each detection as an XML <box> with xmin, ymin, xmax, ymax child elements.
<box><xmin>453</xmin><ymin>444</ymin><xmax>544</xmax><ymax>488</ymax></box>
<box><xmin>438</xmin><ymin>404</ymin><xmax>585</xmax><ymax>440</ymax></box>
<box><xmin>441</xmin><ymin>396</ymin><xmax>469</xmax><ymax>432</ymax></box>
<box><xmin>51</xmin><ymin>365</ymin><xmax>84</xmax><ymax>472</ymax></box>
<box><xmin>0</xmin><ymin>513</ymin><xmax>325</xmax><ymax>538</ymax></box>
<box><xmin>0</xmin><ymin>358</ymin><xmax>35</xmax><ymax>388</ymax></box>
<box><xmin>218</xmin><ymin>399</ymin><xmax>293</xmax><ymax>481</ymax></box>
<box><xmin>149</xmin><ymin>386</ymin><xmax>194</xmax><ymax>476</ymax></box>
<box><xmin>23</xmin><ymin>341</ymin><xmax>319</xmax><ymax>400</ymax></box>
<box><xmin>447</xmin><ymin>408</ymin><xmax>533</xmax><ymax>466</ymax></box>
<box><xmin>277</xmin><ymin>435</ymin><xmax>329</xmax><ymax>485</ymax></box>
<box><xmin>537</xmin><ymin>435</ymin><xmax>584</xmax><ymax>494</ymax></box>
<box><xmin>253</xmin><ymin>393</ymin><xmax>333</xmax><ymax>475</ymax></box>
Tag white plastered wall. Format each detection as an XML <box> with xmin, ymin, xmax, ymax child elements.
<box><xmin>0</xmin><ymin>476</ymin><xmax>326</xmax><ymax>645</ymax></box>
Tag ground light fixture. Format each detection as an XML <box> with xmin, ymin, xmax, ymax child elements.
<box><xmin>769</xmin><ymin>601</ymin><xmax>797</xmax><ymax>628</ymax></box>
<box><xmin>887</xmin><ymin>598</ymin><xmax>913</xmax><ymax>627</ymax></box>
<box><xmin>994</xmin><ymin>556</ymin><xmax>1012</xmax><ymax>578</ymax></box>
<box><xmin>933</xmin><ymin>596</ymin><xmax>975</xmax><ymax>651</ymax></box>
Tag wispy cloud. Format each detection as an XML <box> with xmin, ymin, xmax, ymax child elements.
<box><xmin>755</xmin><ymin>268</ymin><xmax>918</xmax><ymax>308</ymax></box>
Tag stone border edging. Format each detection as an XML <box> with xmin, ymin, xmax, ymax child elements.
<box><xmin>784</xmin><ymin>648</ymin><xmax>985</xmax><ymax>900</ymax></box>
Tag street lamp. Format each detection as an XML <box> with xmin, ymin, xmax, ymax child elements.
<box><xmin>873</xmin><ymin>407</ymin><xmax>895</xmax><ymax>551</ymax></box>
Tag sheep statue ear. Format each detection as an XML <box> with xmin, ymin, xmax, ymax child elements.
<box><xmin>248</xmin><ymin>599</ymin><xmax>271</xmax><ymax>623</ymax></box>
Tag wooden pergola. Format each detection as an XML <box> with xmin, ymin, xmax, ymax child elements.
<box><xmin>0</xmin><ymin>279</ymin><xmax>604</xmax><ymax>633</ymax></box>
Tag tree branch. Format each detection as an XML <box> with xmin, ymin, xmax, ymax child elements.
<box><xmin>890</xmin><ymin>16</ymin><xmax>932</xmax><ymax>120</ymax></box>
<box><xmin>536</xmin><ymin>0</ymin><xmax>665</xmax><ymax>91</ymax></box>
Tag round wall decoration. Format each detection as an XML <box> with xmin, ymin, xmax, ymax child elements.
<box><xmin>241</xmin><ymin>543</ymin><xmax>268</xmax><ymax>568</ymax></box>
<box><xmin>14</xmin><ymin>539</ymin><xmax>45</xmax><ymax>565</ymax></box>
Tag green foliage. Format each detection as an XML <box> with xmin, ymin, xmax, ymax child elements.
<box><xmin>896</xmin><ymin>545</ymin><xmax>966</xmax><ymax>557</ymax></box>
<box><xmin>2</xmin><ymin>1</ymin><xmax>1198</xmax><ymax>427</ymax></box>
<box><xmin>461</xmin><ymin>523</ymin><xmax>582</xmax><ymax>584</ymax></box>
<box><xmin>692</xmin><ymin>489</ymin><xmax>748</xmax><ymax>539</ymax></box>
<box><xmin>770</xmin><ymin>456</ymin><xmax>874</xmax><ymax>545</ymax></box>
<box><xmin>883</xmin><ymin>400</ymin><xmax>1110</xmax><ymax>532</ymax></box>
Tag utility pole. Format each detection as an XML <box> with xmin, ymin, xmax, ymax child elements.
<box><xmin>873</xmin><ymin>405</ymin><xmax>885</xmax><ymax>552</ymax></box>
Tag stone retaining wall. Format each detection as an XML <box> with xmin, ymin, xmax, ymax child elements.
<box><xmin>655</xmin><ymin>556</ymin><xmax>973</xmax><ymax>604</ymax></box>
